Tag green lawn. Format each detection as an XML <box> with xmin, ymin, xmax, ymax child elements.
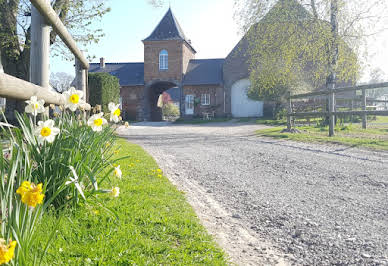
<box><xmin>256</xmin><ymin>122</ymin><xmax>388</xmax><ymax>151</ymax></box>
<box><xmin>33</xmin><ymin>139</ymin><xmax>227</xmax><ymax>265</ymax></box>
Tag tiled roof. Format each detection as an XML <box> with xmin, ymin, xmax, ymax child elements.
<box><xmin>144</xmin><ymin>8</ymin><xmax>187</xmax><ymax>41</ymax></box>
<box><xmin>183</xmin><ymin>59</ymin><xmax>225</xmax><ymax>85</ymax></box>
<box><xmin>89</xmin><ymin>63</ymin><xmax>144</xmax><ymax>86</ymax></box>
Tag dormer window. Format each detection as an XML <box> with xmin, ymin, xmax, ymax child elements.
<box><xmin>159</xmin><ymin>50</ymin><xmax>168</xmax><ymax>70</ymax></box>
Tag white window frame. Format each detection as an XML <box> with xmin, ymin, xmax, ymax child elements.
<box><xmin>159</xmin><ymin>50</ymin><xmax>168</xmax><ymax>70</ymax></box>
<box><xmin>201</xmin><ymin>93</ymin><xmax>210</xmax><ymax>106</ymax></box>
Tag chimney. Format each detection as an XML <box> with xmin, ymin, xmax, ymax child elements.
<box><xmin>100</xmin><ymin>57</ymin><xmax>105</xmax><ymax>68</ymax></box>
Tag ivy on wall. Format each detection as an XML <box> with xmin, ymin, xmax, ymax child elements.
<box><xmin>88</xmin><ymin>73</ymin><xmax>120</xmax><ymax>113</ymax></box>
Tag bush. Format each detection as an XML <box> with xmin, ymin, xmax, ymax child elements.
<box><xmin>162</xmin><ymin>103</ymin><xmax>180</xmax><ymax>118</ymax></box>
<box><xmin>89</xmin><ymin>73</ymin><xmax>120</xmax><ymax>113</ymax></box>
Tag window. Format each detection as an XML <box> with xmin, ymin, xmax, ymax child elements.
<box><xmin>201</xmin><ymin>93</ymin><xmax>210</xmax><ymax>105</ymax></box>
<box><xmin>159</xmin><ymin>50</ymin><xmax>168</xmax><ymax>70</ymax></box>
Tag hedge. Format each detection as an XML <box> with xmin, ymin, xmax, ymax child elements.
<box><xmin>88</xmin><ymin>73</ymin><xmax>120</xmax><ymax>113</ymax></box>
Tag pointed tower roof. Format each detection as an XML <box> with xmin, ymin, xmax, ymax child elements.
<box><xmin>144</xmin><ymin>8</ymin><xmax>187</xmax><ymax>41</ymax></box>
<box><xmin>144</xmin><ymin>8</ymin><xmax>196</xmax><ymax>52</ymax></box>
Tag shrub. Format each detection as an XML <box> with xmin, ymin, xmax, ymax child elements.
<box><xmin>162</xmin><ymin>103</ymin><xmax>180</xmax><ymax>118</ymax></box>
<box><xmin>88</xmin><ymin>73</ymin><xmax>120</xmax><ymax>113</ymax></box>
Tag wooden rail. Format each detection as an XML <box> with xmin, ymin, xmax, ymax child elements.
<box><xmin>287</xmin><ymin>83</ymin><xmax>388</xmax><ymax>136</ymax></box>
<box><xmin>0</xmin><ymin>0</ymin><xmax>89</xmax><ymax>109</ymax></box>
<box><xmin>30</xmin><ymin>0</ymin><xmax>89</xmax><ymax>69</ymax></box>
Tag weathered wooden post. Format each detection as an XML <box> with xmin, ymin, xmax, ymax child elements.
<box><xmin>75</xmin><ymin>58</ymin><xmax>87</xmax><ymax>101</ymax></box>
<box><xmin>362</xmin><ymin>88</ymin><xmax>367</xmax><ymax>129</ymax></box>
<box><xmin>30</xmin><ymin>0</ymin><xmax>50</xmax><ymax>88</ymax></box>
<box><xmin>328</xmin><ymin>91</ymin><xmax>335</xmax><ymax>136</ymax></box>
<box><xmin>287</xmin><ymin>92</ymin><xmax>292</xmax><ymax>131</ymax></box>
<box><xmin>0</xmin><ymin>50</ymin><xmax>3</xmax><ymax>73</ymax></box>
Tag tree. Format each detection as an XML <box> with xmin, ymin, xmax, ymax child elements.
<box><xmin>234</xmin><ymin>0</ymin><xmax>387</xmax><ymax>106</ymax></box>
<box><xmin>50</xmin><ymin>72</ymin><xmax>74</xmax><ymax>93</ymax></box>
<box><xmin>0</xmin><ymin>0</ymin><xmax>110</xmax><ymax>122</ymax></box>
<box><xmin>367</xmin><ymin>67</ymin><xmax>388</xmax><ymax>98</ymax></box>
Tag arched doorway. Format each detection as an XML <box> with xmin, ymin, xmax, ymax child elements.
<box><xmin>144</xmin><ymin>81</ymin><xmax>180</xmax><ymax>121</ymax></box>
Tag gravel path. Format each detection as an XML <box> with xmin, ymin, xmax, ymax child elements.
<box><xmin>117</xmin><ymin>121</ymin><xmax>388</xmax><ymax>265</ymax></box>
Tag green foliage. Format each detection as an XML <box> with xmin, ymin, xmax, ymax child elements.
<box><xmin>243</xmin><ymin>0</ymin><xmax>360</xmax><ymax>103</ymax></box>
<box><xmin>88</xmin><ymin>73</ymin><xmax>120</xmax><ymax>113</ymax></box>
<box><xmin>162</xmin><ymin>103</ymin><xmax>180</xmax><ymax>118</ymax></box>
<box><xmin>32</xmin><ymin>139</ymin><xmax>227</xmax><ymax>265</ymax></box>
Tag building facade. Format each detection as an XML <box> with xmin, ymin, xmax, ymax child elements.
<box><xmin>89</xmin><ymin>8</ymin><xmax>263</xmax><ymax>121</ymax></box>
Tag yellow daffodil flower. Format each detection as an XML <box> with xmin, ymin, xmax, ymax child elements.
<box><xmin>108</xmin><ymin>102</ymin><xmax>121</xmax><ymax>123</ymax></box>
<box><xmin>87</xmin><ymin>113</ymin><xmax>108</xmax><ymax>132</ymax></box>
<box><xmin>64</xmin><ymin>87</ymin><xmax>84</xmax><ymax>111</ymax></box>
<box><xmin>0</xmin><ymin>238</ymin><xmax>17</xmax><ymax>265</ymax></box>
<box><xmin>114</xmin><ymin>165</ymin><xmax>122</xmax><ymax>179</ymax></box>
<box><xmin>110</xmin><ymin>187</ymin><xmax>120</xmax><ymax>198</ymax></box>
<box><xmin>35</xmin><ymin>120</ymin><xmax>60</xmax><ymax>143</ymax></box>
<box><xmin>25</xmin><ymin>96</ymin><xmax>45</xmax><ymax>116</ymax></box>
<box><xmin>16</xmin><ymin>181</ymin><xmax>45</xmax><ymax>208</ymax></box>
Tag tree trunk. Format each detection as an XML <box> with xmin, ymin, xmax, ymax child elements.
<box><xmin>327</xmin><ymin>0</ymin><xmax>339</xmax><ymax>136</ymax></box>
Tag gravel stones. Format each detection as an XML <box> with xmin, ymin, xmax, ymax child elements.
<box><xmin>119</xmin><ymin>122</ymin><xmax>388</xmax><ymax>265</ymax></box>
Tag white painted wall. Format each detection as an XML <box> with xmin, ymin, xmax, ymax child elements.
<box><xmin>231</xmin><ymin>79</ymin><xmax>263</xmax><ymax>117</ymax></box>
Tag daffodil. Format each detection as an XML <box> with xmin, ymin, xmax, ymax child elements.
<box><xmin>64</xmin><ymin>87</ymin><xmax>84</xmax><ymax>111</ymax></box>
<box><xmin>108</xmin><ymin>102</ymin><xmax>121</xmax><ymax>123</ymax></box>
<box><xmin>124</xmin><ymin>121</ymin><xmax>130</xmax><ymax>128</ymax></box>
<box><xmin>0</xmin><ymin>238</ymin><xmax>17</xmax><ymax>265</ymax></box>
<box><xmin>110</xmin><ymin>187</ymin><xmax>120</xmax><ymax>197</ymax></box>
<box><xmin>25</xmin><ymin>96</ymin><xmax>45</xmax><ymax>116</ymax></box>
<box><xmin>35</xmin><ymin>120</ymin><xmax>60</xmax><ymax>143</ymax></box>
<box><xmin>87</xmin><ymin>113</ymin><xmax>107</xmax><ymax>132</ymax></box>
<box><xmin>114</xmin><ymin>165</ymin><xmax>122</xmax><ymax>179</ymax></box>
<box><xmin>16</xmin><ymin>181</ymin><xmax>45</xmax><ymax>208</ymax></box>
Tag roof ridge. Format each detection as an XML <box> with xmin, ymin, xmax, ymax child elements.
<box><xmin>90</xmin><ymin>62</ymin><xmax>144</xmax><ymax>65</ymax></box>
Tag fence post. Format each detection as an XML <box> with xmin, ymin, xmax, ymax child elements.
<box><xmin>75</xmin><ymin>58</ymin><xmax>87</xmax><ymax>101</ymax></box>
<box><xmin>328</xmin><ymin>91</ymin><xmax>335</xmax><ymax>136</ymax></box>
<box><xmin>30</xmin><ymin>0</ymin><xmax>50</xmax><ymax>88</ymax></box>
<box><xmin>287</xmin><ymin>92</ymin><xmax>292</xmax><ymax>130</ymax></box>
<box><xmin>362</xmin><ymin>88</ymin><xmax>367</xmax><ymax>129</ymax></box>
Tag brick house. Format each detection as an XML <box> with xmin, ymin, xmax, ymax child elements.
<box><xmin>89</xmin><ymin>8</ymin><xmax>263</xmax><ymax>121</ymax></box>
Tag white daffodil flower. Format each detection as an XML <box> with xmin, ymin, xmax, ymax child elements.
<box><xmin>110</xmin><ymin>187</ymin><xmax>120</xmax><ymax>198</ymax></box>
<box><xmin>108</xmin><ymin>102</ymin><xmax>121</xmax><ymax>123</ymax></box>
<box><xmin>114</xmin><ymin>165</ymin><xmax>122</xmax><ymax>179</ymax></box>
<box><xmin>66</xmin><ymin>166</ymin><xmax>86</xmax><ymax>200</ymax></box>
<box><xmin>25</xmin><ymin>96</ymin><xmax>45</xmax><ymax>116</ymax></box>
<box><xmin>87</xmin><ymin>113</ymin><xmax>108</xmax><ymax>132</ymax></box>
<box><xmin>35</xmin><ymin>119</ymin><xmax>60</xmax><ymax>143</ymax></box>
<box><xmin>63</xmin><ymin>87</ymin><xmax>84</xmax><ymax>111</ymax></box>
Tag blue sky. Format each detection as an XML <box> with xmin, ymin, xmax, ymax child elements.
<box><xmin>50</xmin><ymin>0</ymin><xmax>241</xmax><ymax>76</ymax></box>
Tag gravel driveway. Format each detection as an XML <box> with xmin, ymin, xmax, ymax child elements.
<box><xmin>117</xmin><ymin>121</ymin><xmax>388</xmax><ymax>265</ymax></box>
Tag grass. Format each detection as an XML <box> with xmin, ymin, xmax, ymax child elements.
<box><xmin>33</xmin><ymin>138</ymin><xmax>227</xmax><ymax>265</ymax></box>
<box><xmin>174</xmin><ymin>117</ymin><xmax>231</xmax><ymax>124</ymax></box>
<box><xmin>255</xmin><ymin>117</ymin><xmax>287</xmax><ymax>126</ymax></box>
<box><xmin>256</xmin><ymin>122</ymin><xmax>388</xmax><ymax>151</ymax></box>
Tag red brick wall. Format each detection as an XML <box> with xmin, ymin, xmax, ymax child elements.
<box><xmin>183</xmin><ymin>85</ymin><xmax>225</xmax><ymax>117</ymax></box>
<box><xmin>144</xmin><ymin>40</ymin><xmax>184</xmax><ymax>82</ymax></box>
<box><xmin>120</xmin><ymin>86</ymin><xmax>144</xmax><ymax>120</ymax></box>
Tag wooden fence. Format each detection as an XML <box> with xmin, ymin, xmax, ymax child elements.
<box><xmin>0</xmin><ymin>0</ymin><xmax>90</xmax><ymax>108</ymax></box>
<box><xmin>287</xmin><ymin>82</ymin><xmax>388</xmax><ymax>136</ymax></box>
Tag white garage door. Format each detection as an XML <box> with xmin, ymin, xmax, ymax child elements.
<box><xmin>231</xmin><ymin>79</ymin><xmax>263</xmax><ymax>117</ymax></box>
